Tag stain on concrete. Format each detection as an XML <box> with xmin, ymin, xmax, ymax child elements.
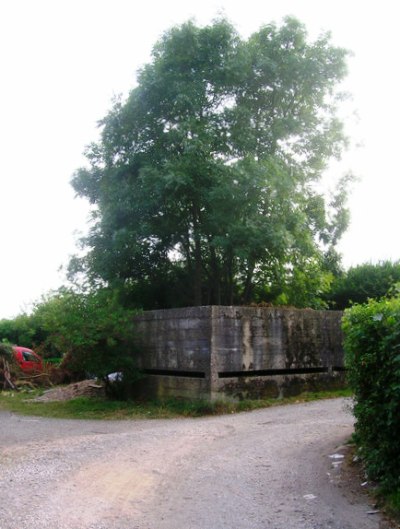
<box><xmin>133</xmin><ymin>306</ymin><xmax>345</xmax><ymax>401</ymax></box>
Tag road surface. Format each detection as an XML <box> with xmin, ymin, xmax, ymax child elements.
<box><xmin>0</xmin><ymin>398</ymin><xmax>391</xmax><ymax>529</ymax></box>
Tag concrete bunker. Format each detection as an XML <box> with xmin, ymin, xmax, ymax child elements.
<box><xmin>133</xmin><ymin>306</ymin><xmax>345</xmax><ymax>401</ymax></box>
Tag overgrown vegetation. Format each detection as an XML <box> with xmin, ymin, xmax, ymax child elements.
<box><xmin>0</xmin><ymin>288</ymin><xmax>140</xmax><ymax>397</ymax></box>
<box><xmin>33</xmin><ymin>288</ymin><xmax>139</xmax><ymax>384</ymax></box>
<box><xmin>0</xmin><ymin>342</ymin><xmax>13</xmax><ymax>361</ymax></box>
<box><xmin>0</xmin><ymin>387</ymin><xmax>352</xmax><ymax>420</ymax></box>
<box><xmin>0</xmin><ymin>342</ymin><xmax>14</xmax><ymax>389</ymax></box>
<box><xmin>343</xmin><ymin>295</ymin><xmax>400</xmax><ymax>505</ymax></box>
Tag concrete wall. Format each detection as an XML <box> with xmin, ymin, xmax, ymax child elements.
<box><xmin>133</xmin><ymin>307</ymin><xmax>212</xmax><ymax>400</ymax></box>
<box><xmin>133</xmin><ymin>306</ymin><xmax>345</xmax><ymax>401</ymax></box>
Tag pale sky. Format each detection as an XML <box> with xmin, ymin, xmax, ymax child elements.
<box><xmin>0</xmin><ymin>0</ymin><xmax>399</xmax><ymax>319</ymax></box>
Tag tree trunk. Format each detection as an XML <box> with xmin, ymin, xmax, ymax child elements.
<box><xmin>193</xmin><ymin>234</ymin><xmax>202</xmax><ymax>306</ymax></box>
<box><xmin>223</xmin><ymin>248</ymin><xmax>234</xmax><ymax>305</ymax></box>
<box><xmin>209</xmin><ymin>244</ymin><xmax>221</xmax><ymax>305</ymax></box>
<box><xmin>242</xmin><ymin>260</ymin><xmax>255</xmax><ymax>304</ymax></box>
<box><xmin>191</xmin><ymin>204</ymin><xmax>203</xmax><ymax>306</ymax></box>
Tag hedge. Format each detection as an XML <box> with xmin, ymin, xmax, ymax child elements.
<box><xmin>342</xmin><ymin>296</ymin><xmax>400</xmax><ymax>491</ymax></box>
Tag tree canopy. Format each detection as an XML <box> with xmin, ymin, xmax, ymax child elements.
<box><xmin>328</xmin><ymin>261</ymin><xmax>400</xmax><ymax>309</ymax></box>
<box><xmin>71</xmin><ymin>17</ymin><xmax>350</xmax><ymax>308</ymax></box>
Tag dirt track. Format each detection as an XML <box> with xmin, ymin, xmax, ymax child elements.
<box><xmin>0</xmin><ymin>398</ymin><xmax>392</xmax><ymax>529</ymax></box>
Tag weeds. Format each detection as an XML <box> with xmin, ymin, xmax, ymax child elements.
<box><xmin>0</xmin><ymin>387</ymin><xmax>352</xmax><ymax>421</ymax></box>
<box><xmin>384</xmin><ymin>489</ymin><xmax>400</xmax><ymax>522</ymax></box>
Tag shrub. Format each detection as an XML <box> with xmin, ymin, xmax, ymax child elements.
<box><xmin>342</xmin><ymin>296</ymin><xmax>400</xmax><ymax>491</ymax></box>
<box><xmin>33</xmin><ymin>287</ymin><xmax>142</xmax><ymax>397</ymax></box>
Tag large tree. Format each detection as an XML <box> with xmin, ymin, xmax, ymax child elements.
<box><xmin>71</xmin><ymin>17</ymin><xmax>350</xmax><ymax>308</ymax></box>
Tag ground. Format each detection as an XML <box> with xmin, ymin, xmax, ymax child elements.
<box><xmin>0</xmin><ymin>398</ymin><xmax>396</xmax><ymax>529</ymax></box>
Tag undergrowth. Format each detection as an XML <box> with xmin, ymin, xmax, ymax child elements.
<box><xmin>0</xmin><ymin>387</ymin><xmax>352</xmax><ymax>420</ymax></box>
<box><xmin>384</xmin><ymin>489</ymin><xmax>400</xmax><ymax>522</ymax></box>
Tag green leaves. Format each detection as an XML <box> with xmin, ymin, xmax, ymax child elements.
<box><xmin>33</xmin><ymin>288</ymin><xmax>139</xmax><ymax>381</ymax></box>
<box><xmin>328</xmin><ymin>261</ymin><xmax>400</xmax><ymax>309</ymax></box>
<box><xmin>71</xmin><ymin>17</ymin><xmax>350</xmax><ymax>308</ymax></box>
<box><xmin>0</xmin><ymin>342</ymin><xmax>13</xmax><ymax>361</ymax></box>
<box><xmin>343</xmin><ymin>296</ymin><xmax>400</xmax><ymax>490</ymax></box>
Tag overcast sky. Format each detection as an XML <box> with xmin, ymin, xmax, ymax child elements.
<box><xmin>0</xmin><ymin>0</ymin><xmax>399</xmax><ymax>319</ymax></box>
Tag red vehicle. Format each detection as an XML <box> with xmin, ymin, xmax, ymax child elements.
<box><xmin>12</xmin><ymin>346</ymin><xmax>44</xmax><ymax>374</ymax></box>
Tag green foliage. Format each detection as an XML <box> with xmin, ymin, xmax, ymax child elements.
<box><xmin>32</xmin><ymin>288</ymin><xmax>140</xmax><ymax>393</ymax></box>
<box><xmin>267</xmin><ymin>256</ymin><xmax>334</xmax><ymax>309</ymax></box>
<box><xmin>328</xmin><ymin>260</ymin><xmax>400</xmax><ymax>309</ymax></box>
<box><xmin>0</xmin><ymin>387</ymin><xmax>352</xmax><ymax>420</ymax></box>
<box><xmin>0</xmin><ymin>342</ymin><xmax>13</xmax><ymax>361</ymax></box>
<box><xmin>342</xmin><ymin>296</ymin><xmax>400</xmax><ymax>491</ymax></box>
<box><xmin>1</xmin><ymin>288</ymin><xmax>141</xmax><ymax>397</ymax></box>
<box><xmin>0</xmin><ymin>313</ymin><xmax>42</xmax><ymax>349</ymax></box>
<box><xmin>0</xmin><ymin>342</ymin><xmax>20</xmax><ymax>389</ymax></box>
<box><xmin>385</xmin><ymin>489</ymin><xmax>400</xmax><ymax>520</ymax></box>
<box><xmin>71</xmin><ymin>17</ymin><xmax>350</xmax><ymax>309</ymax></box>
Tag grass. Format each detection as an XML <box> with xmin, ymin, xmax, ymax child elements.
<box><xmin>0</xmin><ymin>387</ymin><xmax>353</xmax><ymax>421</ymax></box>
<box><xmin>383</xmin><ymin>489</ymin><xmax>400</xmax><ymax>522</ymax></box>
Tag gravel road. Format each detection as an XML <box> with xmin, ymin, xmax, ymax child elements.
<box><xmin>0</xmin><ymin>398</ymin><xmax>392</xmax><ymax>529</ymax></box>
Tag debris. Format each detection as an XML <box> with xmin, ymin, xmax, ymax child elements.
<box><xmin>303</xmin><ymin>494</ymin><xmax>317</xmax><ymax>500</ymax></box>
<box><xmin>29</xmin><ymin>380</ymin><xmax>105</xmax><ymax>402</ymax></box>
<box><xmin>366</xmin><ymin>510</ymin><xmax>379</xmax><ymax>515</ymax></box>
<box><xmin>2</xmin><ymin>358</ymin><xmax>17</xmax><ymax>390</ymax></box>
<box><xmin>107</xmin><ymin>372</ymin><xmax>123</xmax><ymax>382</ymax></box>
<box><xmin>329</xmin><ymin>453</ymin><xmax>345</xmax><ymax>459</ymax></box>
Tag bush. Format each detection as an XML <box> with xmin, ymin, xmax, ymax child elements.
<box><xmin>342</xmin><ymin>296</ymin><xmax>400</xmax><ymax>491</ymax></box>
<box><xmin>32</xmin><ymin>287</ymin><xmax>142</xmax><ymax>397</ymax></box>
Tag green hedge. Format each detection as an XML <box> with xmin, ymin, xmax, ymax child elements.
<box><xmin>342</xmin><ymin>296</ymin><xmax>400</xmax><ymax>491</ymax></box>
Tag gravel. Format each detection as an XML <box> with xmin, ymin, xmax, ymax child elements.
<box><xmin>0</xmin><ymin>398</ymin><xmax>392</xmax><ymax>529</ymax></box>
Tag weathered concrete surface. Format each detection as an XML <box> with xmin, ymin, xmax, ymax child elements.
<box><xmin>133</xmin><ymin>306</ymin><xmax>345</xmax><ymax>401</ymax></box>
<box><xmin>211</xmin><ymin>306</ymin><xmax>343</xmax><ymax>371</ymax></box>
<box><xmin>135</xmin><ymin>307</ymin><xmax>212</xmax><ymax>373</ymax></box>
<box><xmin>210</xmin><ymin>306</ymin><xmax>345</xmax><ymax>400</ymax></box>
<box><xmin>133</xmin><ymin>307</ymin><xmax>212</xmax><ymax>400</ymax></box>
